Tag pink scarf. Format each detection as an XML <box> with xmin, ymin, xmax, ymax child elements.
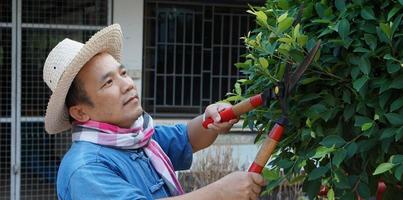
<box><xmin>71</xmin><ymin>113</ymin><xmax>184</xmax><ymax>196</ymax></box>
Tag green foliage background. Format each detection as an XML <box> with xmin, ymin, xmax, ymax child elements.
<box><xmin>227</xmin><ymin>0</ymin><xmax>403</xmax><ymax>199</ymax></box>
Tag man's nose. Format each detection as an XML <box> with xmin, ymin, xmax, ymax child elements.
<box><xmin>120</xmin><ymin>76</ymin><xmax>134</xmax><ymax>93</ymax></box>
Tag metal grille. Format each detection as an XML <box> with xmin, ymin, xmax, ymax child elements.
<box><xmin>22</xmin><ymin>0</ymin><xmax>107</xmax><ymax>25</ymax></box>
<box><xmin>21</xmin><ymin>29</ymin><xmax>98</xmax><ymax>117</ymax></box>
<box><xmin>0</xmin><ymin>123</ymin><xmax>11</xmax><ymax>199</ymax></box>
<box><xmin>0</xmin><ymin>0</ymin><xmax>111</xmax><ymax>199</ymax></box>
<box><xmin>143</xmin><ymin>1</ymin><xmax>255</xmax><ymax>117</ymax></box>
<box><xmin>0</xmin><ymin>0</ymin><xmax>12</xmax><ymax>198</ymax></box>
<box><xmin>20</xmin><ymin>123</ymin><xmax>71</xmax><ymax>200</ymax></box>
<box><xmin>0</xmin><ymin>28</ymin><xmax>12</xmax><ymax>118</ymax></box>
<box><xmin>19</xmin><ymin>0</ymin><xmax>109</xmax><ymax>196</ymax></box>
<box><xmin>20</xmin><ymin>28</ymin><xmax>98</xmax><ymax>200</ymax></box>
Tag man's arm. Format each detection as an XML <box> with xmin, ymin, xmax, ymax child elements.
<box><xmin>187</xmin><ymin>103</ymin><xmax>238</xmax><ymax>153</ymax></box>
<box><xmin>161</xmin><ymin>171</ymin><xmax>265</xmax><ymax>200</ymax></box>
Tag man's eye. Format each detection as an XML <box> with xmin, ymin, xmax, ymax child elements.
<box><xmin>121</xmin><ymin>70</ymin><xmax>127</xmax><ymax>76</ymax></box>
<box><xmin>105</xmin><ymin>79</ymin><xmax>113</xmax><ymax>85</ymax></box>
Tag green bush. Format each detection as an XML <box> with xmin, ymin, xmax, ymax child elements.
<box><xmin>226</xmin><ymin>0</ymin><xmax>403</xmax><ymax>199</ymax></box>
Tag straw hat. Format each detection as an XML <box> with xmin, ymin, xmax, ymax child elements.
<box><xmin>43</xmin><ymin>24</ymin><xmax>123</xmax><ymax>134</ymax></box>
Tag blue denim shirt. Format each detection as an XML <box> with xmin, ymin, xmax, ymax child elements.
<box><xmin>57</xmin><ymin>124</ymin><xmax>193</xmax><ymax>200</ymax></box>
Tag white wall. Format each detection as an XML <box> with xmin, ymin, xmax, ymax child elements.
<box><xmin>113</xmin><ymin>0</ymin><xmax>144</xmax><ymax>98</ymax></box>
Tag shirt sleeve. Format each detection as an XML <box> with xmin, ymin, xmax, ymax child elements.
<box><xmin>153</xmin><ymin>124</ymin><xmax>193</xmax><ymax>171</ymax></box>
<box><xmin>68</xmin><ymin>163</ymin><xmax>147</xmax><ymax>200</ymax></box>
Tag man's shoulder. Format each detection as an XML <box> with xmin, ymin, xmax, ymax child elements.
<box><xmin>154</xmin><ymin>123</ymin><xmax>187</xmax><ymax>134</ymax></box>
<box><xmin>59</xmin><ymin>141</ymin><xmax>126</xmax><ymax>170</ymax></box>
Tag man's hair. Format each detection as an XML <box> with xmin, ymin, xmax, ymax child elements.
<box><xmin>65</xmin><ymin>77</ymin><xmax>94</xmax><ymax>123</ymax></box>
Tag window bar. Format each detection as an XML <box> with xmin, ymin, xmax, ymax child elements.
<box><xmin>200</xmin><ymin>5</ymin><xmax>205</xmax><ymax>114</ymax></box>
<box><xmin>153</xmin><ymin>3</ymin><xmax>159</xmax><ymax>114</ymax></box>
<box><xmin>219</xmin><ymin>13</ymin><xmax>224</xmax><ymax>100</ymax></box>
<box><xmin>181</xmin><ymin>12</ymin><xmax>186</xmax><ymax>106</ymax></box>
<box><xmin>173</xmin><ymin>10</ymin><xmax>177</xmax><ymax>106</ymax></box>
<box><xmin>190</xmin><ymin>12</ymin><xmax>195</xmax><ymax>106</ymax></box>
<box><xmin>228</xmin><ymin>14</ymin><xmax>233</xmax><ymax>93</ymax></box>
<box><xmin>209</xmin><ymin>6</ymin><xmax>214</xmax><ymax>105</ymax></box>
<box><xmin>163</xmin><ymin>10</ymin><xmax>168</xmax><ymax>105</ymax></box>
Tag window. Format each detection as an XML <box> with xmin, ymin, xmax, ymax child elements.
<box><xmin>143</xmin><ymin>1</ymin><xmax>256</xmax><ymax>117</ymax></box>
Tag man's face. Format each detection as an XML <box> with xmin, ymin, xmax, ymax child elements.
<box><xmin>75</xmin><ymin>52</ymin><xmax>142</xmax><ymax>128</ymax></box>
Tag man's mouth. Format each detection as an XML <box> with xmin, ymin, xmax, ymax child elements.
<box><xmin>123</xmin><ymin>95</ymin><xmax>138</xmax><ymax>106</ymax></box>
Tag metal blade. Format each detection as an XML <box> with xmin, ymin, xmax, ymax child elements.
<box><xmin>288</xmin><ymin>40</ymin><xmax>321</xmax><ymax>92</ymax></box>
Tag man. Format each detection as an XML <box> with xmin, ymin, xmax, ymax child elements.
<box><xmin>43</xmin><ymin>24</ymin><xmax>264</xmax><ymax>200</ymax></box>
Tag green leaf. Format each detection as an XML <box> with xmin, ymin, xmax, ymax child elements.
<box><xmin>225</xmin><ymin>95</ymin><xmax>242</xmax><ymax>102</ymax></box>
<box><xmin>312</xmin><ymin>146</ymin><xmax>336</xmax><ymax>159</ymax></box>
<box><xmin>361</xmin><ymin>122</ymin><xmax>373</xmax><ymax>131</ymax></box>
<box><xmin>338</xmin><ymin>18</ymin><xmax>350</xmax><ymax>39</ymax></box>
<box><xmin>355</xmin><ymin>116</ymin><xmax>373</xmax><ymax>127</ymax></box>
<box><xmin>392</xmin><ymin>14</ymin><xmax>403</xmax><ymax>35</ymax></box>
<box><xmin>390</xmin><ymin>75</ymin><xmax>403</xmax><ymax>89</ymax></box>
<box><xmin>308</xmin><ymin>165</ymin><xmax>330</xmax><ymax>180</ymax></box>
<box><xmin>277</xmin><ymin>17</ymin><xmax>293</xmax><ymax>33</ymax></box>
<box><xmin>278</xmin><ymin>0</ymin><xmax>290</xmax><ymax>9</ymax></box>
<box><xmin>343</xmin><ymin>104</ymin><xmax>355</xmax><ymax>120</ymax></box>
<box><xmin>390</xmin><ymin>97</ymin><xmax>403</xmax><ymax>112</ymax></box>
<box><xmin>342</xmin><ymin>90</ymin><xmax>351</xmax><ymax>104</ymax></box>
<box><xmin>234</xmin><ymin>83</ymin><xmax>241</xmax><ymax>95</ymax></box>
<box><xmin>383</xmin><ymin>54</ymin><xmax>395</xmax><ymax>60</ymax></box>
<box><xmin>320</xmin><ymin>135</ymin><xmax>346</xmax><ymax>148</ymax></box>
<box><xmin>353</xmin><ymin>76</ymin><xmax>369</xmax><ymax>91</ymax></box>
<box><xmin>360</xmin><ymin>7</ymin><xmax>376</xmax><ymax>20</ymax></box>
<box><xmin>335</xmin><ymin>0</ymin><xmax>346</xmax><ymax>11</ymax></box>
<box><xmin>278</xmin><ymin>159</ymin><xmax>293</xmax><ymax>169</ymax></box>
<box><xmin>293</xmin><ymin>23</ymin><xmax>300</xmax><ymax>38</ymax></box>
<box><xmin>259</xmin><ymin>57</ymin><xmax>269</xmax><ymax>69</ymax></box>
<box><xmin>357</xmin><ymin>182</ymin><xmax>371</xmax><ymax>198</ymax></box>
<box><xmin>380</xmin><ymin>23</ymin><xmax>392</xmax><ymax>39</ymax></box>
<box><xmin>399</xmin><ymin>0</ymin><xmax>403</xmax><ymax>6</ymax></box>
<box><xmin>327</xmin><ymin>188</ymin><xmax>335</xmax><ymax>200</ymax></box>
<box><xmin>334</xmin><ymin>170</ymin><xmax>351</xmax><ymax>189</ymax></box>
<box><xmin>385</xmin><ymin>113</ymin><xmax>403</xmax><ymax>126</ymax></box>
<box><xmin>277</xmin><ymin>12</ymin><xmax>288</xmax><ymax>23</ymax></box>
<box><xmin>359</xmin><ymin>57</ymin><xmax>371</xmax><ymax>74</ymax></box>
<box><xmin>364</xmin><ymin>34</ymin><xmax>377</xmax><ymax>50</ymax></box>
<box><xmin>396</xmin><ymin>127</ymin><xmax>403</xmax><ymax>141</ymax></box>
<box><xmin>388</xmin><ymin>6</ymin><xmax>401</xmax><ymax>21</ymax></box>
<box><xmin>297</xmin><ymin>35</ymin><xmax>308</xmax><ymax>46</ymax></box>
<box><xmin>381</xmin><ymin>128</ymin><xmax>396</xmax><ymax>140</ymax></box>
<box><xmin>333</xmin><ymin>149</ymin><xmax>347</xmax><ymax>167</ymax></box>
<box><xmin>373</xmin><ymin>162</ymin><xmax>396</xmax><ymax>175</ymax></box>
<box><xmin>256</xmin><ymin>11</ymin><xmax>268</xmax><ymax>26</ymax></box>
<box><xmin>346</xmin><ymin>142</ymin><xmax>358</xmax><ymax>158</ymax></box>
<box><xmin>262</xmin><ymin>168</ymin><xmax>280</xmax><ymax>181</ymax></box>
<box><xmin>303</xmin><ymin>179</ymin><xmax>321</xmax><ymax>200</ymax></box>
<box><xmin>315</xmin><ymin>3</ymin><xmax>326</xmax><ymax>18</ymax></box>
<box><xmin>395</xmin><ymin>165</ymin><xmax>403</xmax><ymax>180</ymax></box>
<box><xmin>387</xmin><ymin>62</ymin><xmax>400</xmax><ymax>74</ymax></box>
<box><xmin>390</xmin><ymin>154</ymin><xmax>403</xmax><ymax>164</ymax></box>
<box><xmin>301</xmin><ymin>77</ymin><xmax>320</xmax><ymax>85</ymax></box>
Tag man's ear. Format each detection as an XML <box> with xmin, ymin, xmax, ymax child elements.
<box><xmin>68</xmin><ymin>105</ymin><xmax>90</xmax><ymax>123</ymax></box>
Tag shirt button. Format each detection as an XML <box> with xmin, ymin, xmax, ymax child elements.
<box><xmin>130</xmin><ymin>153</ymin><xmax>140</xmax><ymax>160</ymax></box>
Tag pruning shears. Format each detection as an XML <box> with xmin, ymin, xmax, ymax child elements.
<box><xmin>247</xmin><ymin>40</ymin><xmax>321</xmax><ymax>173</ymax></box>
<box><xmin>202</xmin><ymin>40</ymin><xmax>321</xmax><ymax>174</ymax></box>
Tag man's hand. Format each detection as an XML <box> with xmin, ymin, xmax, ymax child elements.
<box><xmin>203</xmin><ymin>103</ymin><xmax>239</xmax><ymax>133</ymax></box>
<box><xmin>212</xmin><ymin>171</ymin><xmax>266</xmax><ymax>200</ymax></box>
<box><xmin>161</xmin><ymin>171</ymin><xmax>266</xmax><ymax>200</ymax></box>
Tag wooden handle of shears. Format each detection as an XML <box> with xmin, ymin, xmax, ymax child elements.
<box><xmin>248</xmin><ymin>119</ymin><xmax>287</xmax><ymax>173</ymax></box>
<box><xmin>202</xmin><ymin>93</ymin><xmax>264</xmax><ymax>128</ymax></box>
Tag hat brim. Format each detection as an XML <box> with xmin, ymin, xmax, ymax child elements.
<box><xmin>45</xmin><ymin>24</ymin><xmax>123</xmax><ymax>134</ymax></box>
